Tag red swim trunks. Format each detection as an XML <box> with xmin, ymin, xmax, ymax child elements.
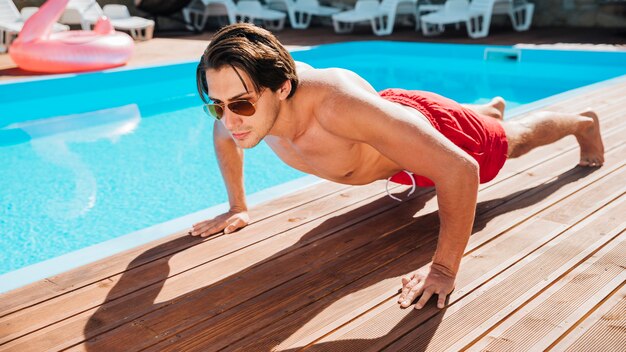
<box><xmin>379</xmin><ymin>88</ymin><xmax>509</xmax><ymax>187</ymax></box>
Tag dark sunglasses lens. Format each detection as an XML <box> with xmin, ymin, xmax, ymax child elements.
<box><xmin>204</xmin><ymin>104</ymin><xmax>223</xmax><ymax>119</ymax></box>
<box><xmin>228</xmin><ymin>101</ymin><xmax>255</xmax><ymax>116</ymax></box>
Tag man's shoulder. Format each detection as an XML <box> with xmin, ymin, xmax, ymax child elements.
<box><xmin>294</xmin><ymin>66</ymin><xmax>383</xmax><ymax>126</ymax></box>
<box><xmin>299</xmin><ymin>66</ymin><xmax>364</xmax><ymax>87</ymax></box>
<box><xmin>297</xmin><ymin>68</ymin><xmax>355</xmax><ymax>107</ymax></box>
<box><xmin>304</xmin><ymin>75</ymin><xmax>381</xmax><ymax>134</ymax></box>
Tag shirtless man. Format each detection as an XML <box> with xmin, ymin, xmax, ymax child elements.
<box><xmin>189</xmin><ymin>24</ymin><xmax>604</xmax><ymax>310</ymax></box>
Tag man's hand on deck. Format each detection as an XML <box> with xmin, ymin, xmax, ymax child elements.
<box><xmin>398</xmin><ymin>263</ymin><xmax>456</xmax><ymax>310</ymax></box>
<box><xmin>189</xmin><ymin>209</ymin><xmax>249</xmax><ymax>237</ymax></box>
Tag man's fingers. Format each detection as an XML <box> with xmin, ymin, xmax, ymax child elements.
<box><xmin>398</xmin><ymin>277</ymin><xmax>419</xmax><ymax>303</ymax></box>
<box><xmin>398</xmin><ymin>281</ymin><xmax>409</xmax><ymax>303</ymax></box>
<box><xmin>192</xmin><ymin>220</ymin><xmax>210</xmax><ymax>229</ymax></box>
<box><xmin>437</xmin><ymin>293</ymin><xmax>447</xmax><ymax>309</ymax></box>
<box><xmin>189</xmin><ymin>211</ymin><xmax>249</xmax><ymax>237</ymax></box>
<box><xmin>190</xmin><ymin>226</ymin><xmax>205</xmax><ymax>236</ymax></box>
<box><xmin>201</xmin><ymin>225</ymin><xmax>224</xmax><ymax>237</ymax></box>
<box><xmin>191</xmin><ymin>219</ymin><xmax>218</xmax><ymax>233</ymax></box>
<box><xmin>190</xmin><ymin>221</ymin><xmax>211</xmax><ymax>235</ymax></box>
<box><xmin>401</xmin><ymin>273</ymin><xmax>416</xmax><ymax>285</ymax></box>
<box><xmin>197</xmin><ymin>222</ymin><xmax>226</xmax><ymax>237</ymax></box>
<box><xmin>223</xmin><ymin>219</ymin><xmax>240</xmax><ymax>234</ymax></box>
<box><xmin>414</xmin><ymin>288</ymin><xmax>434</xmax><ymax>310</ymax></box>
<box><xmin>194</xmin><ymin>222</ymin><xmax>218</xmax><ymax>237</ymax></box>
<box><xmin>224</xmin><ymin>218</ymin><xmax>245</xmax><ymax>234</ymax></box>
<box><xmin>402</xmin><ymin>282</ymin><xmax>424</xmax><ymax>307</ymax></box>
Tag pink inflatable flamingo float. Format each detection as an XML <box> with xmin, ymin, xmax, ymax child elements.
<box><xmin>9</xmin><ymin>0</ymin><xmax>134</xmax><ymax>73</ymax></box>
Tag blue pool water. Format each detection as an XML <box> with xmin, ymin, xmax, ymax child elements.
<box><xmin>1</xmin><ymin>41</ymin><xmax>625</xmax><ymax>277</ymax></box>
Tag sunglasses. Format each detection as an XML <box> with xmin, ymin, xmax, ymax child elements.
<box><xmin>203</xmin><ymin>89</ymin><xmax>265</xmax><ymax>120</ymax></box>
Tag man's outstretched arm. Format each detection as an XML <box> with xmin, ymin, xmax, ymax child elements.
<box><xmin>191</xmin><ymin>120</ymin><xmax>250</xmax><ymax>237</ymax></box>
<box><xmin>319</xmin><ymin>81</ymin><xmax>479</xmax><ymax>309</ymax></box>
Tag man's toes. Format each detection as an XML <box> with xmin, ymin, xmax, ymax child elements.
<box><xmin>579</xmin><ymin>157</ymin><xmax>603</xmax><ymax>167</ymax></box>
<box><xmin>580</xmin><ymin>109</ymin><xmax>596</xmax><ymax>119</ymax></box>
<box><xmin>591</xmin><ymin>157</ymin><xmax>603</xmax><ymax>167</ymax></box>
<box><xmin>491</xmin><ymin>96</ymin><xmax>505</xmax><ymax>107</ymax></box>
<box><xmin>490</xmin><ymin>96</ymin><xmax>506</xmax><ymax>116</ymax></box>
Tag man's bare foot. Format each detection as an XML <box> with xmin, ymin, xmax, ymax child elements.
<box><xmin>463</xmin><ymin>97</ymin><xmax>505</xmax><ymax>120</ymax></box>
<box><xmin>489</xmin><ymin>96</ymin><xmax>505</xmax><ymax>120</ymax></box>
<box><xmin>576</xmin><ymin>110</ymin><xmax>604</xmax><ymax>167</ymax></box>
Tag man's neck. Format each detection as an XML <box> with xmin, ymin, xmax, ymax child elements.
<box><xmin>266</xmin><ymin>93</ymin><xmax>306</xmax><ymax>141</ymax></box>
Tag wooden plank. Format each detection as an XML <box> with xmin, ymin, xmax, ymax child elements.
<box><xmin>364</xmin><ymin>207</ymin><xmax>626</xmax><ymax>351</ymax></box>
<box><xmin>249</xmin><ymin>164</ymin><xmax>626</xmax><ymax>352</ymax></box>
<box><xmin>0</xmin><ymin>180</ymin><xmax>351</xmax><ymax>316</ymax></box>
<box><xmin>549</xmin><ymin>283</ymin><xmax>626</xmax><ymax>352</ymax></box>
<box><xmin>376</xmin><ymin>205</ymin><xmax>626</xmax><ymax>351</ymax></box>
<box><xmin>136</xmin><ymin>132</ymin><xmax>621</xmax><ymax>346</ymax></box>
<box><xmin>0</xmin><ymin>181</ymin><xmax>420</xmax><ymax>351</ymax></box>
<box><xmin>466</xmin><ymin>233</ymin><xmax>626</xmax><ymax>351</ymax></box>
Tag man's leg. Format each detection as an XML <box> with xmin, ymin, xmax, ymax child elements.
<box><xmin>502</xmin><ymin>110</ymin><xmax>604</xmax><ymax>167</ymax></box>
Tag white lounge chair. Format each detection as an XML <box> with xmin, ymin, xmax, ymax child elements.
<box><xmin>420</xmin><ymin>0</ymin><xmax>534</xmax><ymax>39</ymax></box>
<box><xmin>420</xmin><ymin>0</ymin><xmax>470</xmax><ymax>36</ymax></box>
<box><xmin>183</xmin><ymin>0</ymin><xmax>237</xmax><ymax>31</ymax></box>
<box><xmin>415</xmin><ymin>0</ymin><xmax>443</xmax><ymax>29</ymax></box>
<box><xmin>332</xmin><ymin>0</ymin><xmax>417</xmax><ymax>36</ymax></box>
<box><xmin>266</xmin><ymin>0</ymin><xmax>341</xmax><ymax>29</ymax></box>
<box><xmin>100</xmin><ymin>4</ymin><xmax>154</xmax><ymax>40</ymax></box>
<box><xmin>0</xmin><ymin>0</ymin><xmax>69</xmax><ymax>53</ymax></box>
<box><xmin>60</xmin><ymin>0</ymin><xmax>155</xmax><ymax>40</ymax></box>
<box><xmin>236</xmin><ymin>0</ymin><xmax>286</xmax><ymax>30</ymax></box>
<box><xmin>183</xmin><ymin>0</ymin><xmax>286</xmax><ymax>31</ymax></box>
<box><xmin>494</xmin><ymin>0</ymin><xmax>534</xmax><ymax>31</ymax></box>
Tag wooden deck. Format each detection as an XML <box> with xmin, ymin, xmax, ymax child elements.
<box><xmin>1</xmin><ymin>77</ymin><xmax>626</xmax><ymax>351</ymax></box>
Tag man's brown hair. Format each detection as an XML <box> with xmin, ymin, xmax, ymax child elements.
<box><xmin>196</xmin><ymin>23</ymin><xmax>298</xmax><ymax>104</ymax></box>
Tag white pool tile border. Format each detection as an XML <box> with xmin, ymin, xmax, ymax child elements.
<box><xmin>0</xmin><ymin>175</ymin><xmax>324</xmax><ymax>293</ymax></box>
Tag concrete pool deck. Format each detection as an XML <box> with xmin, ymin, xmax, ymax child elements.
<box><xmin>0</xmin><ymin>24</ymin><xmax>625</xmax><ymax>351</ymax></box>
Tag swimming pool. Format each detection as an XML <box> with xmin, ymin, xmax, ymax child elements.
<box><xmin>1</xmin><ymin>41</ymin><xmax>625</xmax><ymax>291</ymax></box>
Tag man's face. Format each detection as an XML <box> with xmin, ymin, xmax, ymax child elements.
<box><xmin>205</xmin><ymin>66</ymin><xmax>279</xmax><ymax>149</ymax></box>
